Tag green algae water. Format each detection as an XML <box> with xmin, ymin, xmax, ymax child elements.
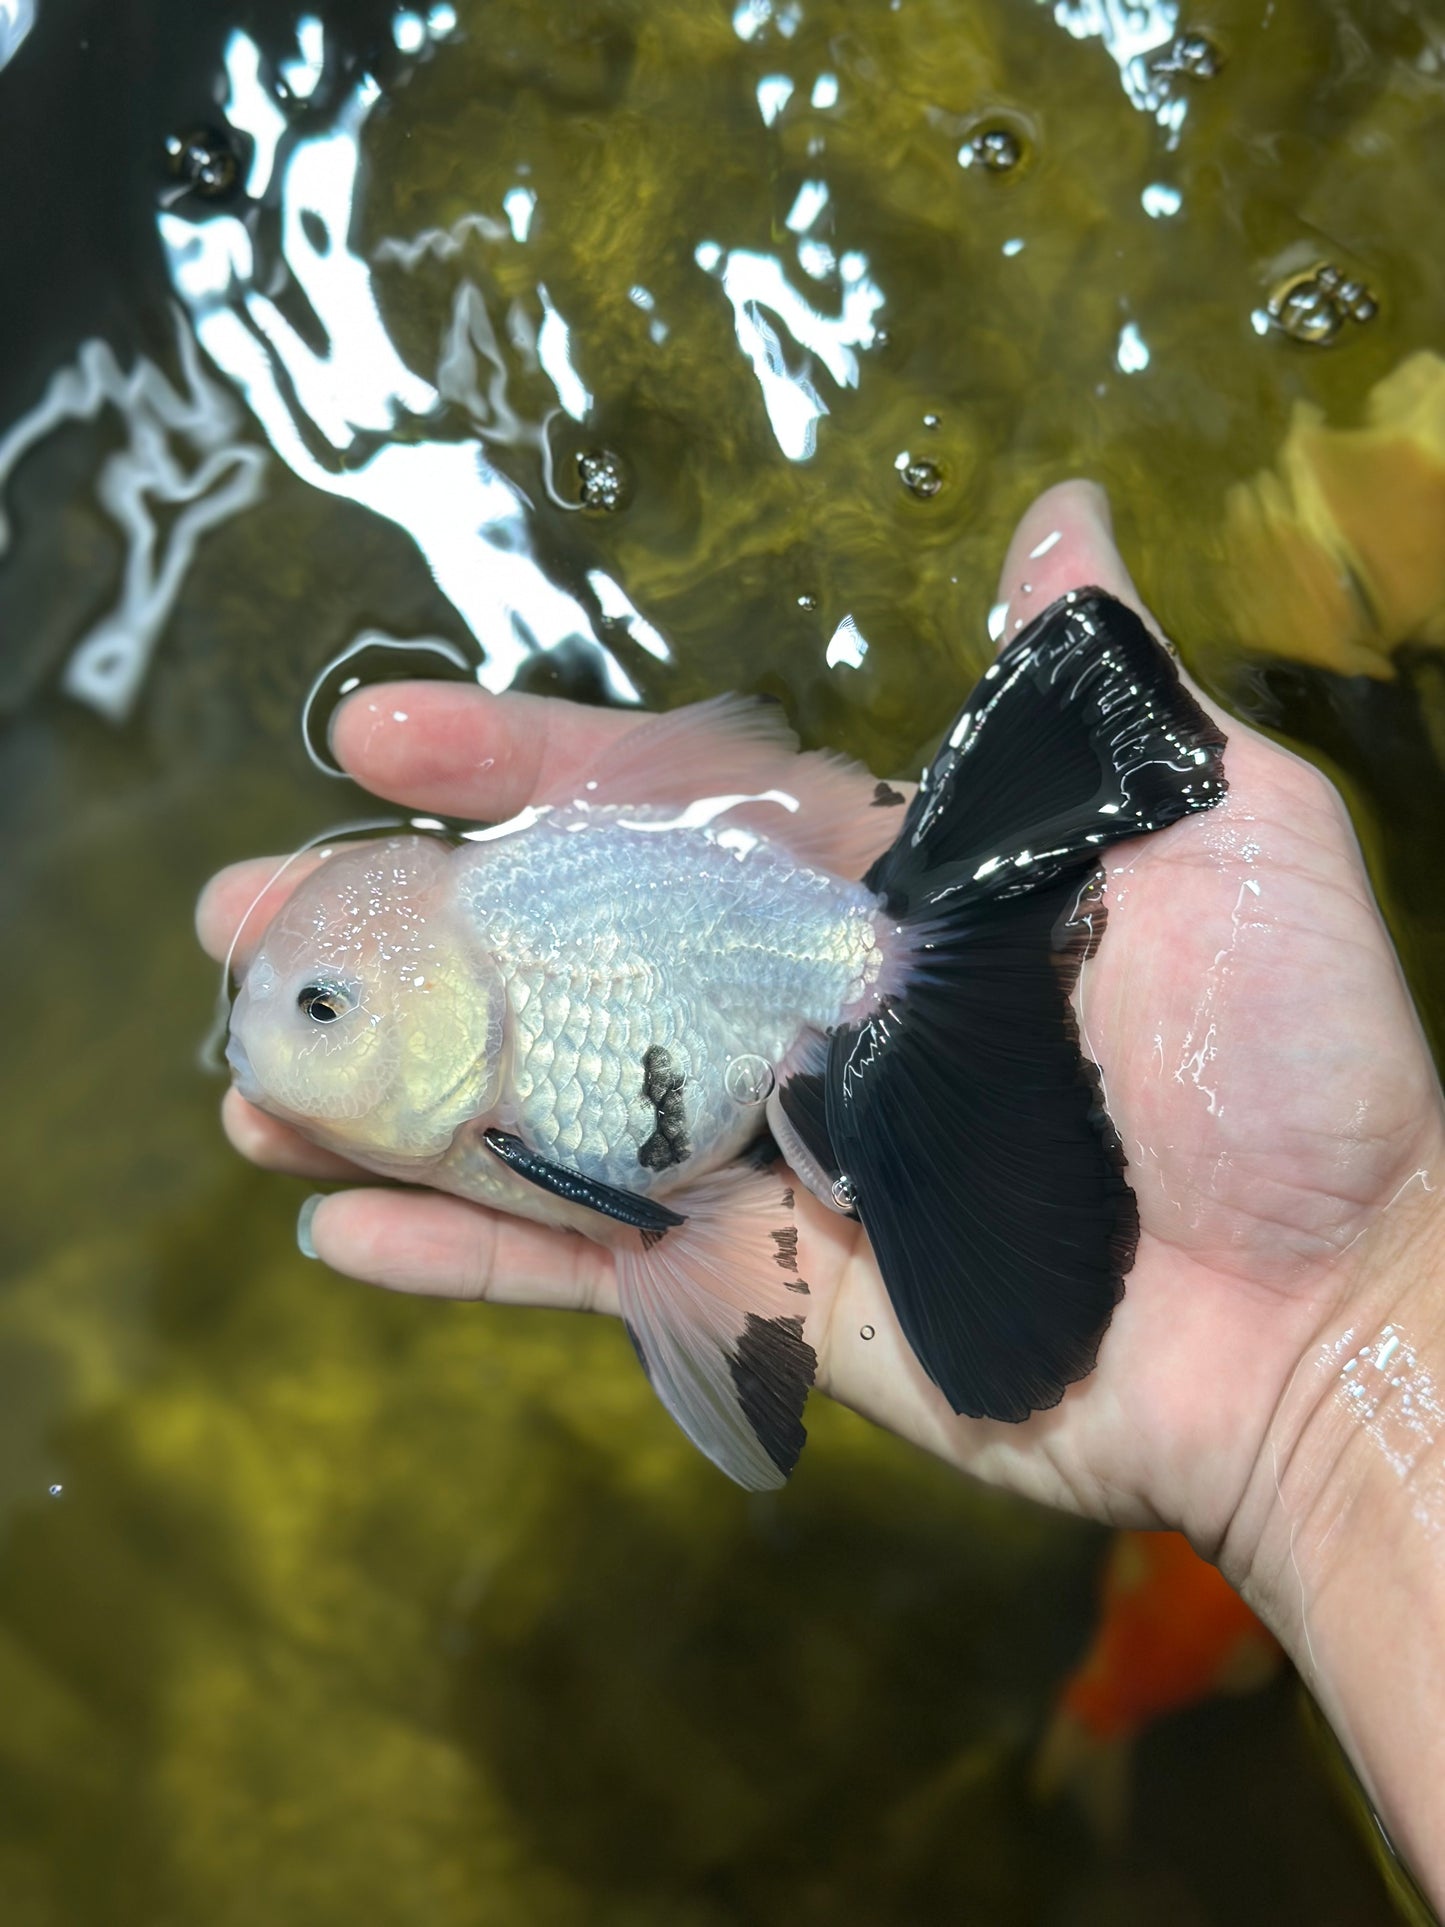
<box><xmin>2</xmin><ymin>1</ymin><xmax>1444</xmax><ymax>1919</ymax></box>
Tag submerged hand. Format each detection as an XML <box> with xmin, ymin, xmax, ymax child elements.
<box><xmin>199</xmin><ymin>482</ymin><xmax>1445</xmax><ymax>1885</ymax></box>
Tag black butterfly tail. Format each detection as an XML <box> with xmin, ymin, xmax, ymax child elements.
<box><xmin>819</xmin><ymin>589</ymin><xmax>1224</xmax><ymax>1422</ymax></box>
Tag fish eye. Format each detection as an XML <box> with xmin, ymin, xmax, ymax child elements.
<box><xmin>297</xmin><ymin>983</ymin><xmax>352</xmax><ymax>1024</ymax></box>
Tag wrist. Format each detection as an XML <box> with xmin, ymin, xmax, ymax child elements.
<box><xmin>1227</xmin><ymin>1171</ymin><xmax>1445</xmax><ymax>1902</ymax></box>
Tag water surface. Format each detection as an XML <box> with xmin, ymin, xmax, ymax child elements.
<box><xmin>3</xmin><ymin>1</ymin><xmax>1444</xmax><ymax>1919</ymax></box>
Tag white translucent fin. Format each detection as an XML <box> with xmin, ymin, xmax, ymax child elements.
<box><xmin>611</xmin><ymin>1160</ymin><xmax>817</xmax><ymax>1490</ymax></box>
<box><xmin>535</xmin><ymin>693</ymin><xmax>896</xmax><ymax>879</ymax></box>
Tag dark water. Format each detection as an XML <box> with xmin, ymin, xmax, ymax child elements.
<box><xmin>2</xmin><ymin>1</ymin><xmax>1443</xmax><ymax>1920</ymax></box>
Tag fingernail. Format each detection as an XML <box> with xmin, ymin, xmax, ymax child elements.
<box><xmin>297</xmin><ymin>1194</ymin><xmax>324</xmax><ymax>1260</ymax></box>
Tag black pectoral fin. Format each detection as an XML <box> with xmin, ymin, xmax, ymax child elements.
<box><xmin>613</xmin><ymin>1162</ymin><xmax>817</xmax><ymax>1490</ymax></box>
<box><xmin>826</xmin><ymin>876</ymin><xmax>1136</xmax><ymax>1423</ymax></box>
<box><xmin>482</xmin><ymin>1129</ymin><xmax>685</xmax><ymax>1234</ymax></box>
<box><xmin>869</xmin><ymin>589</ymin><xmax>1226</xmax><ymax>912</ymax></box>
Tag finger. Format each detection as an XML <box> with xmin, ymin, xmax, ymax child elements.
<box><xmin>299</xmin><ymin>1187</ymin><xmax>620</xmax><ymax>1314</ymax></box>
<box><xmin>329</xmin><ymin>682</ymin><xmax>643</xmax><ymax>820</ymax></box>
<box><xmin>196</xmin><ymin>852</ymin><xmax>329</xmax><ymax>969</ymax></box>
<box><xmin>222</xmin><ymin>1087</ymin><xmax>375</xmax><ymax>1182</ymax></box>
<box><xmin>992</xmin><ymin>479</ymin><xmax>1147</xmax><ymax>636</ymax></box>
<box><xmin>991</xmin><ymin>479</ymin><xmax>1226</xmax><ymax>716</ymax></box>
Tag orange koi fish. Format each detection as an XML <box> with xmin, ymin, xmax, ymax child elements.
<box><xmin>1036</xmin><ymin>1530</ymin><xmax>1282</xmax><ymax>1839</ymax></box>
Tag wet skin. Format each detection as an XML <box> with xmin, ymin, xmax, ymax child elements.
<box><xmin>198</xmin><ymin>477</ymin><xmax>1445</xmax><ymax>1587</ymax></box>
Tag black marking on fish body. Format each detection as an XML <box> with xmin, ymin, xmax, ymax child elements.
<box><xmin>872</xmin><ymin>781</ymin><xmax>906</xmax><ymax>807</ymax></box>
<box><xmin>729</xmin><ymin>1313</ymin><xmax>815</xmax><ymax>1478</ymax></box>
<box><xmin>482</xmin><ymin>1129</ymin><xmax>685</xmax><ymax>1234</ymax></box>
<box><xmin>638</xmin><ymin>1044</ymin><xmax>692</xmax><ymax>1172</ymax></box>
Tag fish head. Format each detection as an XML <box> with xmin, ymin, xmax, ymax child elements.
<box><xmin>227</xmin><ymin>835</ymin><xmax>504</xmax><ymax>1165</ymax></box>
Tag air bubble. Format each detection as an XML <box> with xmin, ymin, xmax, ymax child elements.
<box><xmin>1154</xmin><ymin>31</ymin><xmax>1223</xmax><ymax>78</ymax></box>
<box><xmin>724</xmin><ymin>1054</ymin><xmax>776</xmax><ymax>1105</ymax></box>
<box><xmin>897</xmin><ymin>457</ymin><xmax>943</xmax><ymax>499</ymax></box>
<box><xmin>164</xmin><ymin>125</ymin><xmax>241</xmax><ymax>199</ymax></box>
<box><xmin>831</xmin><ymin>1172</ymin><xmax>858</xmax><ymax>1210</ymax></box>
<box><xmin>961</xmin><ymin>126</ymin><xmax>1023</xmax><ymax>173</ymax></box>
<box><xmin>796</xmin><ymin>592</ymin><xmax>819</xmax><ymax>611</ymax></box>
<box><xmin>860</xmin><ymin>1324</ymin><xmax>875</xmax><ymax>1341</ymax></box>
<box><xmin>1265</xmin><ymin>263</ymin><xmax>1379</xmax><ymax>345</ymax></box>
<box><xmin>574</xmin><ymin>448</ymin><xmax>630</xmax><ymax>512</ymax></box>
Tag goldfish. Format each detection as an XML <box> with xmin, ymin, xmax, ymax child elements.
<box><xmin>225</xmin><ymin>589</ymin><xmax>1226</xmax><ymax>1487</ymax></box>
<box><xmin>1036</xmin><ymin>1530</ymin><xmax>1282</xmax><ymax>1840</ymax></box>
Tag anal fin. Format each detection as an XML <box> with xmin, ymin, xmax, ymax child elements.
<box><xmin>611</xmin><ymin>1162</ymin><xmax>817</xmax><ymax>1490</ymax></box>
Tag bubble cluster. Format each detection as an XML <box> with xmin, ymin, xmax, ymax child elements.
<box><xmin>574</xmin><ymin>447</ymin><xmax>630</xmax><ymax>512</ymax></box>
<box><xmin>1153</xmin><ymin>31</ymin><xmax>1224</xmax><ymax>79</ymax></box>
<box><xmin>163</xmin><ymin>125</ymin><xmax>241</xmax><ymax>199</ymax></box>
<box><xmin>1266</xmin><ymin>263</ymin><xmax>1378</xmax><ymax>345</ymax></box>
<box><xmin>961</xmin><ymin>126</ymin><xmax>1023</xmax><ymax>174</ymax></box>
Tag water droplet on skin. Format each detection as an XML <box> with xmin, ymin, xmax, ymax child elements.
<box><xmin>859</xmin><ymin>1325</ymin><xmax>875</xmax><ymax>1341</ymax></box>
<box><xmin>962</xmin><ymin>126</ymin><xmax>1024</xmax><ymax>173</ymax></box>
<box><xmin>164</xmin><ymin>125</ymin><xmax>241</xmax><ymax>199</ymax></box>
<box><xmin>574</xmin><ymin>448</ymin><xmax>630</xmax><ymax>512</ymax></box>
<box><xmin>898</xmin><ymin>458</ymin><xmax>943</xmax><ymax>499</ymax></box>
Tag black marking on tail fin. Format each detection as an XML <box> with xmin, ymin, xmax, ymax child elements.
<box><xmin>868</xmin><ymin>589</ymin><xmax>1226</xmax><ymax>916</ymax></box>
<box><xmin>829</xmin><ymin>590</ymin><xmax>1223</xmax><ymax>1422</ymax></box>
<box><xmin>482</xmin><ymin>1129</ymin><xmax>685</xmax><ymax>1234</ymax></box>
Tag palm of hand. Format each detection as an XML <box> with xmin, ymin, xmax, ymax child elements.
<box><xmin>818</xmin><ymin>712</ymin><xmax>1438</xmax><ymax>1542</ymax></box>
<box><xmin>199</xmin><ymin>482</ymin><xmax>1444</xmax><ymax>1540</ymax></box>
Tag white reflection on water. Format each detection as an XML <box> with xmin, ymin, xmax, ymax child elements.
<box><xmin>536</xmin><ymin>285</ymin><xmax>593</xmax><ymax>421</ymax></box>
<box><xmin>0</xmin><ymin>319</ymin><xmax>266</xmax><ymax>720</ymax></box>
<box><xmin>694</xmin><ymin>171</ymin><xmax>884</xmax><ymax>463</ymax></box>
<box><xmin>0</xmin><ymin>0</ymin><xmax>35</xmax><ymax>75</ymax></box>
<box><xmin>1050</xmin><ymin>0</ymin><xmax>1188</xmax><ymax>140</ymax></box>
<box><xmin>278</xmin><ymin>13</ymin><xmax>324</xmax><ymax>100</ymax></box>
<box><xmin>159</xmin><ymin>17</ymin><xmax>649</xmax><ymax>703</ymax></box>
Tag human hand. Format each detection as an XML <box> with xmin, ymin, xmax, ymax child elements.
<box><xmin>196</xmin><ymin>476</ymin><xmax>1442</xmax><ymax>1554</ymax></box>
<box><xmin>198</xmin><ymin>476</ymin><xmax>1445</xmax><ymax>1896</ymax></box>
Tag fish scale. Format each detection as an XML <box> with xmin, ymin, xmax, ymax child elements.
<box><xmin>453</xmin><ymin>808</ymin><xmax>882</xmax><ymax>1194</ymax></box>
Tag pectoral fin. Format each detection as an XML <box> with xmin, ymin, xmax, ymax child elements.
<box><xmin>481</xmin><ymin>1129</ymin><xmax>685</xmax><ymax>1234</ymax></box>
<box><xmin>611</xmin><ymin>1161</ymin><xmax>817</xmax><ymax>1490</ymax></box>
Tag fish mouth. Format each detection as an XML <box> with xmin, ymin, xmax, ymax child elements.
<box><xmin>225</xmin><ymin>1032</ymin><xmax>262</xmax><ymax>1103</ymax></box>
